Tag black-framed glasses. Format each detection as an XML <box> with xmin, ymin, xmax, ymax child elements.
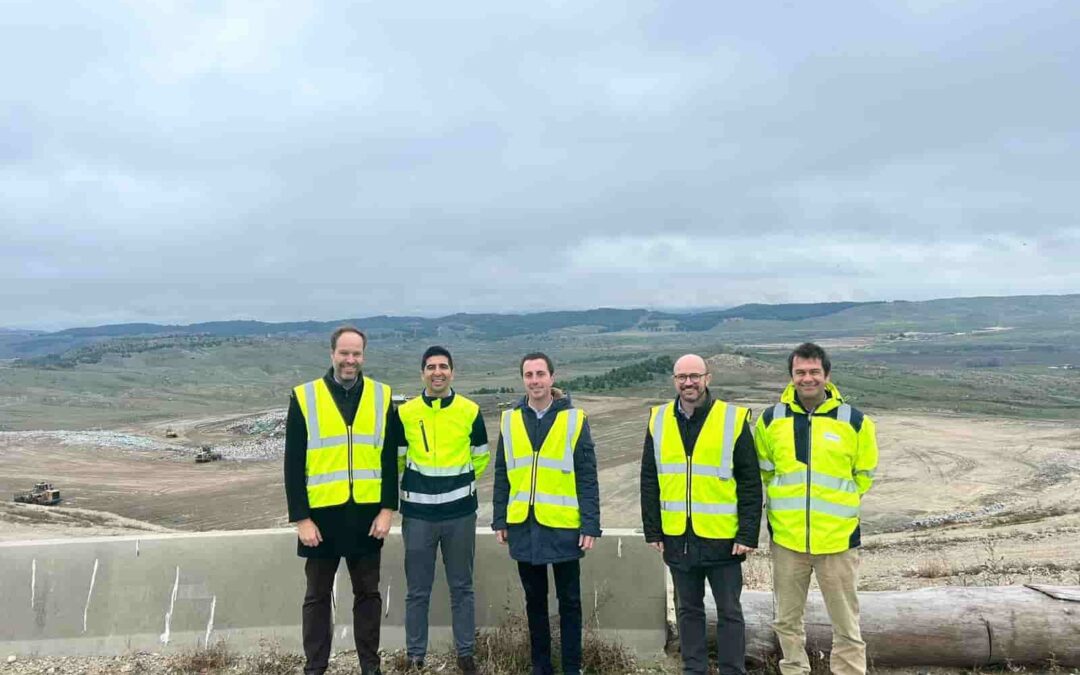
<box><xmin>673</xmin><ymin>373</ymin><xmax>707</xmax><ymax>384</ymax></box>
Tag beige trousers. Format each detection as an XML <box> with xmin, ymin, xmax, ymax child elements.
<box><xmin>771</xmin><ymin>542</ymin><xmax>865</xmax><ymax>675</ymax></box>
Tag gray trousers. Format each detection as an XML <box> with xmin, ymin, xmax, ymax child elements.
<box><xmin>403</xmin><ymin>512</ymin><xmax>477</xmax><ymax>658</ymax></box>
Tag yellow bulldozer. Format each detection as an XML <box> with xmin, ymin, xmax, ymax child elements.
<box><xmin>13</xmin><ymin>481</ymin><xmax>62</xmax><ymax>506</ymax></box>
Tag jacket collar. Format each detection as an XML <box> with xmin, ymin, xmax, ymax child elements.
<box><xmin>673</xmin><ymin>388</ymin><xmax>713</xmax><ymax>421</ymax></box>
<box><xmin>421</xmin><ymin>388</ymin><xmax>456</xmax><ymax>408</ymax></box>
<box><xmin>780</xmin><ymin>381</ymin><xmax>843</xmax><ymax>414</ymax></box>
<box><xmin>323</xmin><ymin>368</ymin><xmax>364</xmax><ymax>395</ymax></box>
<box><xmin>514</xmin><ymin>388</ymin><xmax>572</xmax><ymax>415</ymax></box>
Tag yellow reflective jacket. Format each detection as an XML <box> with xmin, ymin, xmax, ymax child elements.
<box><xmin>648</xmin><ymin>400</ymin><xmax>749</xmax><ymax>539</ymax></box>
<box><xmin>754</xmin><ymin>382</ymin><xmax>878</xmax><ymax>554</ymax></box>
<box><xmin>502</xmin><ymin>407</ymin><xmax>584</xmax><ymax>529</ymax></box>
<box><xmin>294</xmin><ymin>376</ymin><xmax>391</xmax><ymax>508</ymax></box>
<box><xmin>397</xmin><ymin>393</ymin><xmax>489</xmax><ymax>508</ymax></box>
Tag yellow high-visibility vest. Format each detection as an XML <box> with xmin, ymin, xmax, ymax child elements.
<box><xmin>502</xmin><ymin>407</ymin><xmax>584</xmax><ymax>529</ymax></box>
<box><xmin>754</xmin><ymin>382</ymin><xmax>878</xmax><ymax>554</ymax></box>
<box><xmin>294</xmin><ymin>376</ymin><xmax>390</xmax><ymax>508</ymax></box>
<box><xmin>649</xmin><ymin>400</ymin><xmax>746</xmax><ymax>539</ymax></box>
<box><xmin>397</xmin><ymin>394</ymin><xmax>490</xmax><ymax>505</ymax></box>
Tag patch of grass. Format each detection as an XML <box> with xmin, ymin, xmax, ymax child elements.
<box><xmin>910</xmin><ymin>557</ymin><xmax>953</xmax><ymax>579</ymax></box>
<box><xmin>581</xmin><ymin>626</ymin><xmax>637</xmax><ymax>674</ymax></box>
<box><xmin>237</xmin><ymin>639</ymin><xmax>303</xmax><ymax>675</ymax></box>
<box><xmin>473</xmin><ymin>611</ymin><xmax>535</xmax><ymax>674</ymax></box>
<box><xmin>168</xmin><ymin>639</ymin><xmax>235</xmax><ymax>673</ymax></box>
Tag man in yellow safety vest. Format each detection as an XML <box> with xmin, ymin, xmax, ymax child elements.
<box><xmin>283</xmin><ymin>326</ymin><xmax>401</xmax><ymax>675</ymax></box>
<box><xmin>397</xmin><ymin>346</ymin><xmax>489</xmax><ymax>675</ymax></box>
<box><xmin>492</xmin><ymin>352</ymin><xmax>601</xmax><ymax>675</ymax></box>
<box><xmin>755</xmin><ymin>342</ymin><xmax>879</xmax><ymax>675</ymax></box>
<box><xmin>640</xmin><ymin>353</ymin><xmax>762</xmax><ymax>675</ymax></box>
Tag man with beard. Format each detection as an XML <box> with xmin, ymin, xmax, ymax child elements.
<box><xmin>640</xmin><ymin>354</ymin><xmax>762</xmax><ymax>675</ymax></box>
<box><xmin>284</xmin><ymin>326</ymin><xmax>401</xmax><ymax>675</ymax></box>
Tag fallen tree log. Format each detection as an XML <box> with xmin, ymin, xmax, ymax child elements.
<box><xmin>700</xmin><ymin>585</ymin><xmax>1080</xmax><ymax>667</ymax></box>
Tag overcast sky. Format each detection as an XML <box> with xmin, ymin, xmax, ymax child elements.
<box><xmin>2</xmin><ymin>1</ymin><xmax>1078</xmax><ymax>330</ymax></box>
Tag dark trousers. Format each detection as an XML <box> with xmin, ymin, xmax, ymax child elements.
<box><xmin>403</xmin><ymin>513</ymin><xmax>477</xmax><ymax>658</ymax></box>
<box><xmin>303</xmin><ymin>554</ymin><xmax>382</xmax><ymax>674</ymax></box>
<box><xmin>517</xmin><ymin>560</ymin><xmax>582</xmax><ymax>675</ymax></box>
<box><xmin>670</xmin><ymin>563</ymin><xmax>745</xmax><ymax>675</ymax></box>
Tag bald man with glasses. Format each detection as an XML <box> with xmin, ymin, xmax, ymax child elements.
<box><xmin>640</xmin><ymin>354</ymin><xmax>762</xmax><ymax>675</ymax></box>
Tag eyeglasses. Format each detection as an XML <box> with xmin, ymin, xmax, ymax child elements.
<box><xmin>673</xmin><ymin>373</ymin><xmax>707</xmax><ymax>384</ymax></box>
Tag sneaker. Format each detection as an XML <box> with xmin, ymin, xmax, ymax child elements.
<box><xmin>457</xmin><ymin>654</ymin><xmax>477</xmax><ymax>675</ymax></box>
<box><xmin>406</xmin><ymin>657</ymin><xmax>425</xmax><ymax>672</ymax></box>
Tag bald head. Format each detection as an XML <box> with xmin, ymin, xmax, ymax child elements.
<box><xmin>673</xmin><ymin>353</ymin><xmax>710</xmax><ymax>411</ymax></box>
<box><xmin>674</xmin><ymin>354</ymin><xmax>708</xmax><ymax>374</ymax></box>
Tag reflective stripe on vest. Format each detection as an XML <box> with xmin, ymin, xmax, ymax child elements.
<box><xmin>296</xmin><ymin>377</ymin><xmax>388</xmax><ymax>508</ymax></box>
<box><xmin>650</xmin><ymin>401</ymin><xmax>742</xmax><ymax>539</ymax></box>
<box><xmin>402</xmin><ymin>481</ymin><xmax>476</xmax><ymax>505</ymax></box>
<box><xmin>503</xmin><ymin>407</ymin><xmax>583</xmax><ymax>529</ymax></box>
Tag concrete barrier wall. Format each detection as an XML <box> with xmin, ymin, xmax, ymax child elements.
<box><xmin>0</xmin><ymin>528</ymin><xmax>666</xmax><ymax>657</ymax></box>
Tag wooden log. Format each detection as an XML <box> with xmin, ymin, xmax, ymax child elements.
<box><xmin>700</xmin><ymin>585</ymin><xmax>1080</xmax><ymax>667</ymax></box>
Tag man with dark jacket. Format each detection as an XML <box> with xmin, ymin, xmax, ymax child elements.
<box><xmin>492</xmin><ymin>352</ymin><xmax>601</xmax><ymax>675</ymax></box>
<box><xmin>640</xmin><ymin>354</ymin><xmax>762</xmax><ymax>675</ymax></box>
<box><xmin>284</xmin><ymin>326</ymin><xmax>401</xmax><ymax>675</ymax></box>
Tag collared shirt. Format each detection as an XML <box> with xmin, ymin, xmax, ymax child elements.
<box><xmin>529</xmin><ymin>399</ymin><xmax>554</xmax><ymax>420</ymax></box>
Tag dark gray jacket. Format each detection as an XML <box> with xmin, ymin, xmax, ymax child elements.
<box><xmin>491</xmin><ymin>392</ymin><xmax>601</xmax><ymax>564</ymax></box>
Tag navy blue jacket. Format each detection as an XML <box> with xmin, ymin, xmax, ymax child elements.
<box><xmin>491</xmin><ymin>392</ymin><xmax>601</xmax><ymax>564</ymax></box>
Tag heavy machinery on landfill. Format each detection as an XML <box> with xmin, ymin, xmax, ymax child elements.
<box><xmin>13</xmin><ymin>481</ymin><xmax>62</xmax><ymax>505</ymax></box>
<box><xmin>195</xmin><ymin>445</ymin><xmax>223</xmax><ymax>463</ymax></box>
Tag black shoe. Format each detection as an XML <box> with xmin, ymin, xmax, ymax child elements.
<box><xmin>457</xmin><ymin>654</ymin><xmax>477</xmax><ymax>675</ymax></box>
<box><xmin>406</xmin><ymin>657</ymin><xmax>425</xmax><ymax>672</ymax></box>
<box><xmin>361</xmin><ymin>665</ymin><xmax>382</xmax><ymax>675</ymax></box>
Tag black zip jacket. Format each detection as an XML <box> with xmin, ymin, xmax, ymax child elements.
<box><xmin>639</xmin><ymin>391</ymin><xmax>762</xmax><ymax>568</ymax></box>
<box><xmin>283</xmin><ymin>368</ymin><xmax>402</xmax><ymax>558</ymax></box>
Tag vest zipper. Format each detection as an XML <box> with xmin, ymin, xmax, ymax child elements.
<box><xmin>529</xmin><ymin>417</ymin><xmax>540</xmax><ymax>508</ymax></box>
<box><xmin>685</xmin><ymin>448</ymin><xmax>691</xmax><ymax>556</ymax></box>
<box><xmin>347</xmin><ymin>424</ymin><xmax>354</xmax><ymax>502</ymax></box>
<box><xmin>805</xmin><ymin>414</ymin><xmax>812</xmax><ymax>554</ymax></box>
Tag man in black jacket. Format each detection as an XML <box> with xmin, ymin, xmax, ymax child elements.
<box><xmin>284</xmin><ymin>326</ymin><xmax>402</xmax><ymax>675</ymax></box>
<box><xmin>640</xmin><ymin>354</ymin><xmax>762</xmax><ymax>675</ymax></box>
<box><xmin>492</xmin><ymin>352</ymin><xmax>601</xmax><ymax>675</ymax></box>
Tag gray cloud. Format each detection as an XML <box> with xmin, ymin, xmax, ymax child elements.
<box><xmin>1</xmin><ymin>0</ymin><xmax>1078</xmax><ymax>329</ymax></box>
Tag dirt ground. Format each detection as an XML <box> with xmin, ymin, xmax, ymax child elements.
<box><xmin>2</xmin><ymin>396</ymin><xmax>1079</xmax><ymax>590</ymax></box>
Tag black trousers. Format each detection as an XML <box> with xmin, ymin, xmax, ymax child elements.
<box><xmin>670</xmin><ymin>563</ymin><xmax>745</xmax><ymax>675</ymax></box>
<box><xmin>517</xmin><ymin>560</ymin><xmax>582</xmax><ymax>675</ymax></box>
<box><xmin>303</xmin><ymin>554</ymin><xmax>382</xmax><ymax>673</ymax></box>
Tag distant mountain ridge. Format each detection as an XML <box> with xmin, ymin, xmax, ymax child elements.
<box><xmin>3</xmin><ymin>302</ymin><xmax>874</xmax><ymax>359</ymax></box>
<box><xmin>4</xmin><ymin>293</ymin><xmax>1079</xmax><ymax>361</ymax></box>
<box><xmin>46</xmin><ymin>302</ymin><xmax>873</xmax><ymax>339</ymax></box>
